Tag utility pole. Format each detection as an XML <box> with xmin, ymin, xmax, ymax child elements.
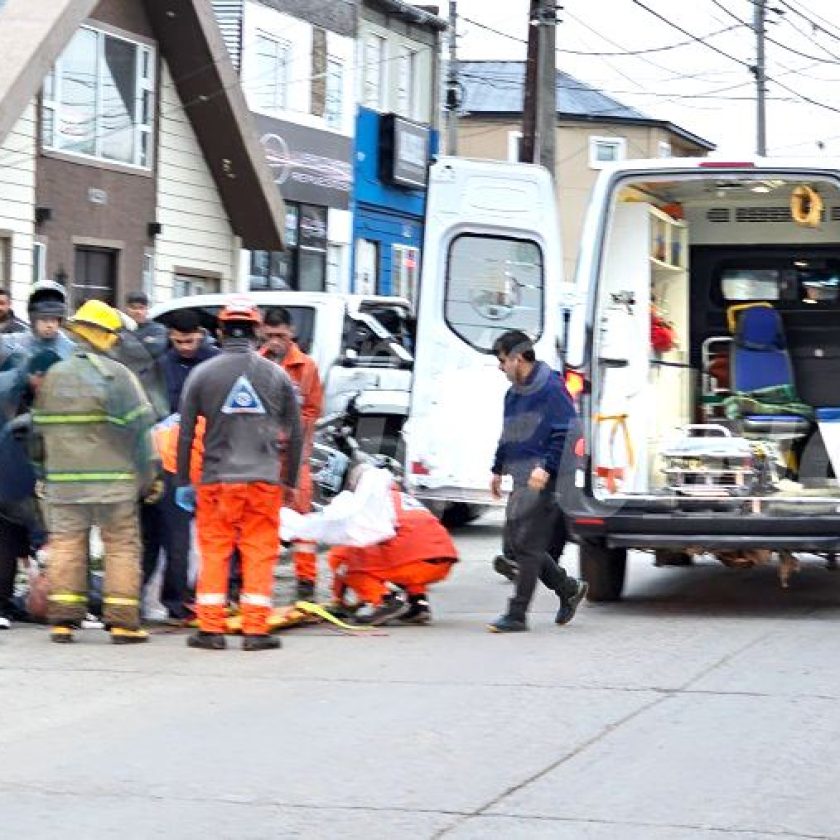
<box><xmin>754</xmin><ymin>0</ymin><xmax>767</xmax><ymax>156</ymax></box>
<box><xmin>445</xmin><ymin>1</ymin><xmax>459</xmax><ymax>156</ymax></box>
<box><xmin>520</xmin><ymin>0</ymin><xmax>557</xmax><ymax>176</ymax></box>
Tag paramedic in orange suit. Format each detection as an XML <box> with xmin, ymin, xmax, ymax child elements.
<box><xmin>259</xmin><ymin>306</ymin><xmax>324</xmax><ymax>601</ymax></box>
<box><xmin>176</xmin><ymin>299</ymin><xmax>302</xmax><ymax>652</ymax></box>
<box><xmin>327</xmin><ymin>489</ymin><xmax>458</xmax><ymax>626</ymax></box>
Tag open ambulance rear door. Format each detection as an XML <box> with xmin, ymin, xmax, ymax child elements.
<box><xmin>404</xmin><ymin>156</ymin><xmax>564</xmax><ymax>508</ymax></box>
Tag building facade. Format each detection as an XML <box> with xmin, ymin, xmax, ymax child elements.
<box><xmin>214</xmin><ymin>0</ymin><xmax>357</xmax><ymax>294</ymax></box>
<box><xmin>457</xmin><ymin>61</ymin><xmax>716</xmax><ymax>281</ymax></box>
<box><xmin>0</xmin><ymin>0</ymin><xmax>285</xmax><ymax>312</ymax></box>
<box><xmin>352</xmin><ymin>0</ymin><xmax>445</xmax><ymax>302</ymax></box>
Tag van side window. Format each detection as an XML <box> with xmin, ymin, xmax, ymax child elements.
<box><xmin>444</xmin><ymin>235</ymin><xmax>544</xmax><ymax>353</ymax></box>
<box><xmin>719</xmin><ymin>262</ymin><xmax>840</xmax><ymax>307</ymax></box>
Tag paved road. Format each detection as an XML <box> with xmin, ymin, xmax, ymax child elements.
<box><xmin>2</xmin><ymin>512</ymin><xmax>840</xmax><ymax>839</ymax></box>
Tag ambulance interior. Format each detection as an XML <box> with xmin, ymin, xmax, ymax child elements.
<box><xmin>592</xmin><ymin>172</ymin><xmax>840</xmax><ymax>510</ymax></box>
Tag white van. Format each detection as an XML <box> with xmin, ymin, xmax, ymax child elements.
<box><xmin>404</xmin><ymin>157</ymin><xmax>573</xmax><ymax>523</ymax></box>
<box><xmin>150</xmin><ymin>291</ymin><xmax>413</xmax><ymax>456</ymax></box>
<box><xmin>564</xmin><ymin>158</ymin><xmax>840</xmax><ymax>599</ymax></box>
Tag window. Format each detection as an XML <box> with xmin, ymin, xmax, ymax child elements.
<box><xmin>254</xmin><ymin>32</ymin><xmax>290</xmax><ymax>112</ymax></box>
<box><xmin>507</xmin><ymin>131</ymin><xmax>523</xmax><ymax>163</ymax></box>
<box><xmin>396</xmin><ymin>48</ymin><xmax>416</xmax><ymax>118</ymax></box>
<box><xmin>173</xmin><ymin>273</ymin><xmax>220</xmax><ymax>298</ymax></box>
<box><xmin>355</xmin><ymin>239</ymin><xmax>378</xmax><ymax>295</ymax></box>
<box><xmin>0</xmin><ymin>236</ymin><xmax>11</xmax><ymax>285</ymax></box>
<box><xmin>32</xmin><ymin>242</ymin><xmax>47</xmax><ymax>283</ymax></box>
<box><xmin>720</xmin><ymin>261</ymin><xmax>840</xmax><ymax>305</ymax></box>
<box><xmin>445</xmin><ymin>235</ymin><xmax>543</xmax><ymax>352</ymax></box>
<box><xmin>364</xmin><ymin>35</ymin><xmax>386</xmax><ymax>109</ymax></box>
<box><xmin>42</xmin><ymin>26</ymin><xmax>154</xmax><ymax>168</ymax></box>
<box><xmin>392</xmin><ymin>244</ymin><xmax>419</xmax><ymax>303</ymax></box>
<box><xmin>324</xmin><ymin>58</ymin><xmax>344</xmax><ymax>130</ymax></box>
<box><xmin>298</xmin><ymin>205</ymin><xmax>327</xmax><ymax>292</ymax></box>
<box><xmin>658</xmin><ymin>140</ymin><xmax>672</xmax><ymax>158</ymax></box>
<box><xmin>142</xmin><ymin>249</ymin><xmax>155</xmax><ymax>302</ymax></box>
<box><xmin>589</xmin><ymin>136</ymin><xmax>627</xmax><ymax>169</ymax></box>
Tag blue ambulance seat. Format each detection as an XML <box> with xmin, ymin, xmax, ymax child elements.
<box><xmin>730</xmin><ymin>305</ymin><xmax>812</xmax><ymax>440</ymax></box>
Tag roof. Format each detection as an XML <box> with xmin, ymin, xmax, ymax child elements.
<box><xmin>366</xmin><ymin>0</ymin><xmax>448</xmax><ymax>31</ymax></box>
<box><xmin>458</xmin><ymin>61</ymin><xmax>715</xmax><ymax>151</ymax></box>
<box><xmin>0</xmin><ymin>0</ymin><xmax>286</xmax><ymax>250</ymax></box>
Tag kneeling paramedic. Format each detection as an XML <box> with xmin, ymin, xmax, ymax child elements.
<box><xmin>33</xmin><ymin>300</ymin><xmax>158</xmax><ymax>644</ymax></box>
<box><xmin>176</xmin><ymin>299</ymin><xmax>302</xmax><ymax>651</ymax></box>
<box><xmin>288</xmin><ymin>461</ymin><xmax>458</xmax><ymax>625</ymax></box>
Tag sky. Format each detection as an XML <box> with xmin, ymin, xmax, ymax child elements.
<box><xmin>453</xmin><ymin>0</ymin><xmax>840</xmax><ymax>157</ymax></box>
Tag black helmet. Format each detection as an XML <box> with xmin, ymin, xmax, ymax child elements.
<box><xmin>28</xmin><ymin>280</ymin><xmax>67</xmax><ymax>320</ymax></box>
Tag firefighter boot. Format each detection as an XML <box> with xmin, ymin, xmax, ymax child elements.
<box><xmin>242</xmin><ymin>633</ymin><xmax>281</xmax><ymax>651</ymax></box>
<box><xmin>187</xmin><ymin>631</ymin><xmax>227</xmax><ymax>650</ymax></box>
<box><xmin>110</xmin><ymin>627</ymin><xmax>149</xmax><ymax>644</ymax></box>
<box><xmin>50</xmin><ymin>625</ymin><xmax>75</xmax><ymax>644</ymax></box>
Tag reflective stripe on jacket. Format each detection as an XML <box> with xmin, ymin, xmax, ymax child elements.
<box><xmin>34</xmin><ymin>350</ymin><xmax>155</xmax><ymax>504</ymax></box>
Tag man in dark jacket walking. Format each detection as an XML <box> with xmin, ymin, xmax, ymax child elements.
<box><xmin>488</xmin><ymin>330</ymin><xmax>587</xmax><ymax>633</ymax></box>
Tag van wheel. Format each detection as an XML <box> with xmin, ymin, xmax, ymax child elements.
<box><xmin>579</xmin><ymin>542</ymin><xmax>626</xmax><ymax>601</ymax></box>
<box><xmin>441</xmin><ymin>502</ymin><xmax>485</xmax><ymax>528</ymax></box>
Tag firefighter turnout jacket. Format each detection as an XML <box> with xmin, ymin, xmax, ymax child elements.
<box><xmin>33</xmin><ymin>349</ymin><xmax>156</xmax><ymax>503</ymax></box>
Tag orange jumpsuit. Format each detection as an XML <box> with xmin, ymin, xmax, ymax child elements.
<box><xmin>327</xmin><ymin>491</ymin><xmax>458</xmax><ymax>605</ymax></box>
<box><xmin>261</xmin><ymin>342</ymin><xmax>323</xmax><ymax>584</ymax></box>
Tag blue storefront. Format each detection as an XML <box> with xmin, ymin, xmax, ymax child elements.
<box><xmin>351</xmin><ymin>107</ymin><xmax>438</xmax><ymax>302</ymax></box>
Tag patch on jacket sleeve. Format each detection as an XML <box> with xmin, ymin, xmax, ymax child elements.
<box><xmin>221</xmin><ymin>375</ymin><xmax>266</xmax><ymax>415</ymax></box>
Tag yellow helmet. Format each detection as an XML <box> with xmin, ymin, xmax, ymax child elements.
<box><xmin>67</xmin><ymin>299</ymin><xmax>123</xmax><ymax>351</ymax></box>
<box><xmin>69</xmin><ymin>299</ymin><xmax>123</xmax><ymax>333</ymax></box>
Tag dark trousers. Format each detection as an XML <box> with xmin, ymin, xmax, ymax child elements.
<box><xmin>503</xmin><ymin>486</ymin><xmax>578</xmax><ymax>621</ymax></box>
<box><xmin>140</xmin><ymin>474</ymin><xmax>192</xmax><ymax>618</ymax></box>
<box><xmin>0</xmin><ymin>516</ymin><xmax>29</xmax><ymax>617</ymax></box>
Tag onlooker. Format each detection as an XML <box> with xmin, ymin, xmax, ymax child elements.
<box><xmin>0</xmin><ymin>282</ymin><xmax>75</xmax><ymax>628</ymax></box>
<box><xmin>0</xmin><ymin>288</ymin><xmax>27</xmax><ymax>335</ymax></box>
<box><xmin>124</xmin><ymin>291</ymin><xmax>168</xmax><ymax>359</ymax></box>
<box><xmin>487</xmin><ymin>330</ymin><xmax>587</xmax><ymax>633</ymax></box>
<box><xmin>260</xmin><ymin>307</ymin><xmax>324</xmax><ymax>601</ymax></box>
<box><xmin>162</xmin><ymin>309</ymin><xmax>219</xmax><ymax>413</ymax></box>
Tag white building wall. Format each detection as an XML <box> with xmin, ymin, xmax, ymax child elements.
<box><xmin>154</xmin><ymin>61</ymin><xmax>238</xmax><ymax>302</ymax></box>
<box><xmin>356</xmin><ymin>20</ymin><xmax>435</xmax><ymax>124</ymax></box>
<box><xmin>0</xmin><ymin>101</ymin><xmax>36</xmax><ymax>311</ymax></box>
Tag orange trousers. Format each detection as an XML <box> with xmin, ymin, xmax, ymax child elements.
<box><xmin>195</xmin><ymin>482</ymin><xmax>282</xmax><ymax>634</ymax></box>
<box><xmin>290</xmin><ymin>462</ymin><xmax>317</xmax><ymax>582</ymax></box>
<box><xmin>327</xmin><ymin>546</ymin><xmax>455</xmax><ymax>605</ymax></box>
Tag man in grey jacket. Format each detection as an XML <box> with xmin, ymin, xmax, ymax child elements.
<box><xmin>176</xmin><ymin>298</ymin><xmax>302</xmax><ymax>652</ymax></box>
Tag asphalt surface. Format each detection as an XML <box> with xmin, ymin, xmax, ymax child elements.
<box><xmin>2</xmin><ymin>511</ymin><xmax>840</xmax><ymax>839</ymax></box>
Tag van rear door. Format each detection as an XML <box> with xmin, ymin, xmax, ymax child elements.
<box><xmin>404</xmin><ymin>157</ymin><xmax>563</xmax><ymax>505</ymax></box>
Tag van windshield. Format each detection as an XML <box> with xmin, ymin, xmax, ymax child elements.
<box><xmin>444</xmin><ymin>234</ymin><xmax>544</xmax><ymax>353</ymax></box>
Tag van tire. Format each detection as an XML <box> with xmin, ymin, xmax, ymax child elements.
<box><xmin>579</xmin><ymin>542</ymin><xmax>626</xmax><ymax>601</ymax></box>
<box><xmin>441</xmin><ymin>502</ymin><xmax>485</xmax><ymax>528</ymax></box>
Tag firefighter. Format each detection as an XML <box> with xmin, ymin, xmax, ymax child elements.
<box><xmin>259</xmin><ymin>306</ymin><xmax>323</xmax><ymax>601</ymax></box>
<box><xmin>33</xmin><ymin>299</ymin><xmax>158</xmax><ymax>644</ymax></box>
<box><xmin>326</xmin><ymin>485</ymin><xmax>459</xmax><ymax>626</ymax></box>
<box><xmin>176</xmin><ymin>298</ymin><xmax>303</xmax><ymax>651</ymax></box>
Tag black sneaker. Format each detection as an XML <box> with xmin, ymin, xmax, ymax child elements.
<box><xmin>295</xmin><ymin>579</ymin><xmax>316</xmax><ymax>602</ymax></box>
<box><xmin>492</xmin><ymin>554</ymin><xmax>518</xmax><ymax>582</ymax></box>
<box><xmin>242</xmin><ymin>634</ymin><xmax>281</xmax><ymax>651</ymax></box>
<box><xmin>187</xmin><ymin>631</ymin><xmax>227</xmax><ymax>650</ymax></box>
<box><xmin>555</xmin><ymin>580</ymin><xmax>589</xmax><ymax>626</ymax></box>
<box><xmin>487</xmin><ymin>614</ymin><xmax>528</xmax><ymax>633</ymax></box>
<box><xmin>355</xmin><ymin>592</ymin><xmax>410</xmax><ymax>625</ymax></box>
<box><xmin>399</xmin><ymin>595</ymin><xmax>431</xmax><ymax>625</ymax></box>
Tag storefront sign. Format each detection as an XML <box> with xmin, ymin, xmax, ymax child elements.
<box><xmin>379</xmin><ymin>114</ymin><xmax>430</xmax><ymax>190</ymax></box>
<box><xmin>255</xmin><ymin>115</ymin><xmax>352</xmax><ymax>210</ymax></box>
